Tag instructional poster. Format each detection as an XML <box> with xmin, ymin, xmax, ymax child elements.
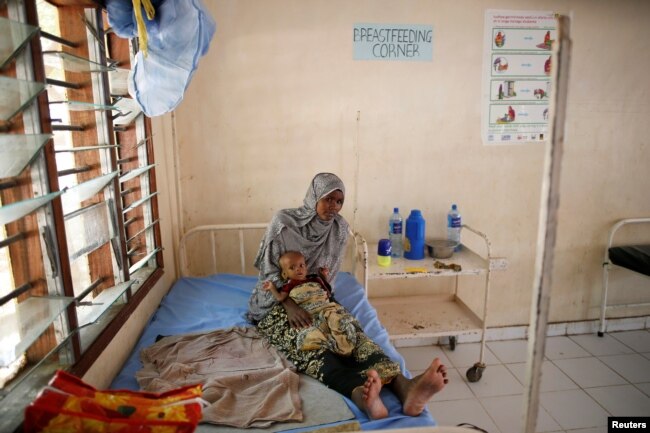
<box><xmin>482</xmin><ymin>10</ymin><xmax>556</xmax><ymax>145</ymax></box>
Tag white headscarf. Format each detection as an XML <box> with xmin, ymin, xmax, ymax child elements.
<box><xmin>248</xmin><ymin>173</ymin><xmax>349</xmax><ymax>321</ymax></box>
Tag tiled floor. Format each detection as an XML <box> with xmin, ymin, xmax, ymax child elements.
<box><xmin>397</xmin><ymin>329</ymin><xmax>650</xmax><ymax>433</ymax></box>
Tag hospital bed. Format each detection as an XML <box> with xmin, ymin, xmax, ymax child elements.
<box><xmin>110</xmin><ymin>223</ymin><xmax>451</xmax><ymax>432</ymax></box>
<box><xmin>598</xmin><ymin>217</ymin><xmax>650</xmax><ymax>336</ymax></box>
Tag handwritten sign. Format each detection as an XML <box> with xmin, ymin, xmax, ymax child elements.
<box><xmin>353</xmin><ymin>23</ymin><xmax>433</xmax><ymax>61</ymax></box>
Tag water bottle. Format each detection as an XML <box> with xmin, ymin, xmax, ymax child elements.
<box><xmin>388</xmin><ymin>207</ymin><xmax>403</xmax><ymax>258</ymax></box>
<box><xmin>404</xmin><ymin>209</ymin><xmax>426</xmax><ymax>260</ymax></box>
<box><xmin>447</xmin><ymin>204</ymin><xmax>462</xmax><ymax>252</ymax></box>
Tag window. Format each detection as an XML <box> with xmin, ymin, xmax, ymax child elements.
<box><xmin>0</xmin><ymin>1</ymin><xmax>163</xmax><ymax>429</ymax></box>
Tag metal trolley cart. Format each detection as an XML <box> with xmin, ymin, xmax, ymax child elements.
<box><xmin>357</xmin><ymin>225</ymin><xmax>497</xmax><ymax>382</ymax></box>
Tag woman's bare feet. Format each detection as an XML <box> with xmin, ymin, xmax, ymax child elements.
<box><xmin>394</xmin><ymin>358</ymin><xmax>448</xmax><ymax>416</ymax></box>
<box><xmin>351</xmin><ymin>369</ymin><xmax>388</xmax><ymax>419</ymax></box>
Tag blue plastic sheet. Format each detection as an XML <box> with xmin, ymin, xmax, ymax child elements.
<box><xmin>106</xmin><ymin>0</ymin><xmax>216</xmax><ymax>116</ymax></box>
<box><xmin>110</xmin><ymin>273</ymin><xmax>436</xmax><ymax>430</ymax></box>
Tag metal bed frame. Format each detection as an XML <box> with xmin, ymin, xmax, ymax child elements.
<box><xmin>178</xmin><ymin>223</ymin><xmax>367</xmax><ymax>282</ymax></box>
<box><xmin>598</xmin><ymin>217</ymin><xmax>650</xmax><ymax>336</ymax></box>
<box><xmin>179</xmin><ymin>222</ymin><xmax>492</xmax><ymax>383</ymax></box>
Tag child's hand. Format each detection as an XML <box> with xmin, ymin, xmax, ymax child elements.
<box><xmin>262</xmin><ymin>281</ymin><xmax>274</xmax><ymax>291</ymax></box>
<box><xmin>319</xmin><ymin>267</ymin><xmax>330</xmax><ymax>280</ymax></box>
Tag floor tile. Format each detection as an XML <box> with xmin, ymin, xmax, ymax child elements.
<box><xmin>481</xmin><ymin>394</ymin><xmax>561</xmax><ymax>433</ymax></box>
<box><xmin>487</xmin><ymin>339</ymin><xmax>530</xmax><ymax>363</ymax></box>
<box><xmin>553</xmin><ymin>357</ymin><xmax>627</xmax><ymax>388</ymax></box>
<box><xmin>610</xmin><ymin>330</ymin><xmax>650</xmax><ymax>352</ymax></box>
<box><xmin>585</xmin><ymin>384</ymin><xmax>650</xmax><ymax>417</ymax></box>
<box><xmin>598</xmin><ymin>353</ymin><xmax>650</xmax><ymax>383</ymax></box>
<box><xmin>635</xmin><ymin>382</ymin><xmax>650</xmax><ymax>397</ymax></box>
<box><xmin>400</xmin><ymin>329</ymin><xmax>650</xmax><ymax>433</ymax></box>
<box><xmin>505</xmin><ymin>361</ymin><xmax>579</xmax><ymax>392</ymax></box>
<box><xmin>464</xmin><ymin>364</ymin><xmax>523</xmax><ymax>398</ymax></box>
<box><xmin>569</xmin><ymin>333</ymin><xmax>636</xmax><ymax>356</ymax></box>
<box><xmin>545</xmin><ymin>336</ymin><xmax>591</xmax><ymax>360</ymax></box>
<box><xmin>540</xmin><ymin>389</ymin><xmax>609</xmax><ymax>430</ymax></box>
<box><xmin>427</xmin><ymin>398</ymin><xmax>499</xmax><ymax>432</ymax></box>
<box><xmin>441</xmin><ymin>342</ymin><xmax>501</xmax><ymax>368</ymax></box>
<box><xmin>397</xmin><ymin>344</ymin><xmax>451</xmax><ymax>372</ymax></box>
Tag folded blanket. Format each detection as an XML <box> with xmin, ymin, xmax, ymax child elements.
<box><xmin>136</xmin><ymin>326</ymin><xmax>302</xmax><ymax>428</ymax></box>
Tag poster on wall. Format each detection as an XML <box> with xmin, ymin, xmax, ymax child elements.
<box><xmin>482</xmin><ymin>10</ymin><xmax>556</xmax><ymax>145</ymax></box>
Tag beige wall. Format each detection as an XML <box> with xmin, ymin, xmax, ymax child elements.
<box><xmin>173</xmin><ymin>0</ymin><xmax>650</xmax><ymax>327</ymax></box>
<box><xmin>186</xmin><ymin>0</ymin><xmax>650</xmax><ymax>327</ymax></box>
<box><xmin>105</xmin><ymin>0</ymin><xmax>649</xmax><ymax>363</ymax></box>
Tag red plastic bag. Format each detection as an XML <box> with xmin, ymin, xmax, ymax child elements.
<box><xmin>24</xmin><ymin>370</ymin><xmax>203</xmax><ymax>433</ymax></box>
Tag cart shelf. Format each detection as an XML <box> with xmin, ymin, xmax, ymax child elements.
<box><xmin>366</xmin><ymin>244</ymin><xmax>488</xmax><ymax>281</ymax></box>
<box><xmin>371</xmin><ymin>293</ymin><xmax>482</xmax><ymax>341</ymax></box>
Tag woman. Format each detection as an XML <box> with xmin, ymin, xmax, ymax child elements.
<box><xmin>248</xmin><ymin>172</ymin><xmax>348</xmax><ymax>326</ymax></box>
<box><xmin>248</xmin><ymin>172</ymin><xmax>447</xmax><ymax>419</ymax></box>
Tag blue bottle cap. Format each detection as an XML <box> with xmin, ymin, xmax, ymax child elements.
<box><xmin>378</xmin><ymin>239</ymin><xmax>392</xmax><ymax>256</ymax></box>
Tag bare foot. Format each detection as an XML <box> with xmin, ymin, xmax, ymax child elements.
<box><xmin>401</xmin><ymin>358</ymin><xmax>448</xmax><ymax>416</ymax></box>
<box><xmin>351</xmin><ymin>369</ymin><xmax>388</xmax><ymax>419</ymax></box>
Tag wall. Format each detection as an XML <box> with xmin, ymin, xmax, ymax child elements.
<box><xmin>164</xmin><ymin>0</ymin><xmax>650</xmax><ymax>330</ymax></box>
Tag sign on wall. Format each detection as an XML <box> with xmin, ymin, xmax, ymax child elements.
<box><xmin>482</xmin><ymin>10</ymin><xmax>556</xmax><ymax>145</ymax></box>
<box><xmin>353</xmin><ymin>23</ymin><xmax>433</xmax><ymax>61</ymax></box>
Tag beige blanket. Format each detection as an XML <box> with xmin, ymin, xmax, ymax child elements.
<box><xmin>136</xmin><ymin>327</ymin><xmax>302</xmax><ymax>428</ymax></box>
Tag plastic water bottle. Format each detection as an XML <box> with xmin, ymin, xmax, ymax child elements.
<box><xmin>447</xmin><ymin>204</ymin><xmax>462</xmax><ymax>252</ymax></box>
<box><xmin>388</xmin><ymin>207</ymin><xmax>403</xmax><ymax>258</ymax></box>
<box><xmin>404</xmin><ymin>209</ymin><xmax>426</xmax><ymax>260</ymax></box>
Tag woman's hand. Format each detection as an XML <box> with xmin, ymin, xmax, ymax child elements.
<box><xmin>281</xmin><ymin>297</ymin><xmax>312</xmax><ymax>329</ymax></box>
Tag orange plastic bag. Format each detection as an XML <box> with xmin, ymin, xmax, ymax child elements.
<box><xmin>24</xmin><ymin>370</ymin><xmax>203</xmax><ymax>433</ymax></box>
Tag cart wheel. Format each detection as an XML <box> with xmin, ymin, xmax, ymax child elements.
<box><xmin>466</xmin><ymin>363</ymin><xmax>486</xmax><ymax>383</ymax></box>
<box><xmin>449</xmin><ymin>336</ymin><xmax>457</xmax><ymax>351</ymax></box>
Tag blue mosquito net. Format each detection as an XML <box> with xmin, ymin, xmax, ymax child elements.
<box><xmin>106</xmin><ymin>0</ymin><xmax>216</xmax><ymax>116</ymax></box>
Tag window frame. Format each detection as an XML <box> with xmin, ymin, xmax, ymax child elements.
<box><xmin>0</xmin><ymin>0</ymin><xmax>164</xmax><ymax>426</ymax></box>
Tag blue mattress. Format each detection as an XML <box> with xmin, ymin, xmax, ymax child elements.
<box><xmin>111</xmin><ymin>272</ymin><xmax>435</xmax><ymax>431</ymax></box>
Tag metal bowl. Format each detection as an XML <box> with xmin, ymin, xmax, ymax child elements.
<box><xmin>426</xmin><ymin>239</ymin><xmax>458</xmax><ymax>259</ymax></box>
